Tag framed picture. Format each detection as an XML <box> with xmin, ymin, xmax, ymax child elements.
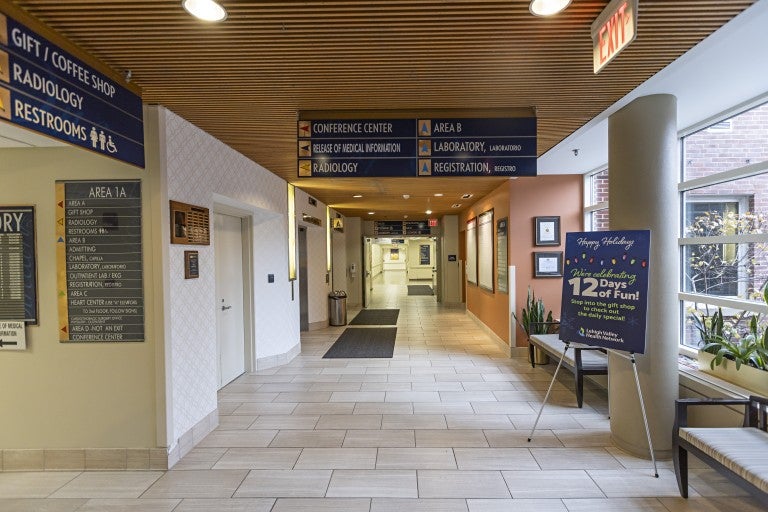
<box><xmin>534</xmin><ymin>216</ymin><xmax>560</xmax><ymax>246</ymax></box>
<box><xmin>184</xmin><ymin>250</ymin><xmax>200</xmax><ymax>279</ymax></box>
<box><xmin>534</xmin><ymin>251</ymin><xmax>563</xmax><ymax>278</ymax></box>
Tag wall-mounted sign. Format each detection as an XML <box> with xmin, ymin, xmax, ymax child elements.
<box><xmin>184</xmin><ymin>250</ymin><xmax>199</xmax><ymax>279</ymax></box>
<box><xmin>298</xmin><ymin>117</ymin><xmax>536</xmax><ymax>178</ymax></box>
<box><xmin>170</xmin><ymin>200</ymin><xmax>210</xmax><ymax>245</ymax></box>
<box><xmin>0</xmin><ymin>206</ymin><xmax>37</xmax><ymax>323</ymax></box>
<box><xmin>0</xmin><ymin>320</ymin><xmax>25</xmax><ymax>350</ymax></box>
<box><xmin>56</xmin><ymin>180</ymin><xmax>144</xmax><ymax>342</ymax></box>
<box><xmin>592</xmin><ymin>0</ymin><xmax>638</xmax><ymax>74</ymax></box>
<box><xmin>497</xmin><ymin>217</ymin><xmax>508</xmax><ymax>294</ymax></box>
<box><xmin>419</xmin><ymin>244</ymin><xmax>431</xmax><ymax>265</ymax></box>
<box><xmin>332</xmin><ymin>218</ymin><xmax>344</xmax><ymax>232</ymax></box>
<box><xmin>559</xmin><ymin>230</ymin><xmax>650</xmax><ymax>353</ymax></box>
<box><xmin>0</xmin><ymin>12</ymin><xmax>144</xmax><ymax>167</ymax></box>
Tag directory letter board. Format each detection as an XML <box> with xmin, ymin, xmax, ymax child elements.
<box><xmin>0</xmin><ymin>206</ymin><xmax>37</xmax><ymax>323</ymax></box>
<box><xmin>56</xmin><ymin>180</ymin><xmax>144</xmax><ymax>342</ymax></box>
<box><xmin>559</xmin><ymin>230</ymin><xmax>650</xmax><ymax>354</ymax></box>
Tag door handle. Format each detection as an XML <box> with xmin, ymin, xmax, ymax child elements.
<box><xmin>221</xmin><ymin>305</ymin><xmax>232</xmax><ymax>311</ymax></box>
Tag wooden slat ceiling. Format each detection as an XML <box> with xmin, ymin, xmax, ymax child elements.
<box><xmin>11</xmin><ymin>0</ymin><xmax>756</xmax><ymax>219</ymax></box>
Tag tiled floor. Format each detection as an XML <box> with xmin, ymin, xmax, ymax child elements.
<box><xmin>1</xmin><ymin>276</ymin><xmax>765</xmax><ymax>511</ymax></box>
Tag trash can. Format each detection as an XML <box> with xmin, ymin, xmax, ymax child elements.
<box><xmin>328</xmin><ymin>291</ymin><xmax>347</xmax><ymax>326</ymax></box>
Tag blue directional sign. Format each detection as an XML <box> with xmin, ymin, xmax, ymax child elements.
<box><xmin>0</xmin><ymin>12</ymin><xmax>144</xmax><ymax>168</ymax></box>
<box><xmin>298</xmin><ymin>116</ymin><xmax>537</xmax><ymax>178</ymax></box>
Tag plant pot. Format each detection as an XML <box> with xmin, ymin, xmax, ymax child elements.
<box><xmin>697</xmin><ymin>351</ymin><xmax>768</xmax><ymax>396</ymax></box>
<box><xmin>530</xmin><ymin>346</ymin><xmax>550</xmax><ymax>365</ymax></box>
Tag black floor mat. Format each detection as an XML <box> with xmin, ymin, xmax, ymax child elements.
<box><xmin>408</xmin><ymin>285</ymin><xmax>434</xmax><ymax>296</ymax></box>
<box><xmin>349</xmin><ymin>308</ymin><xmax>400</xmax><ymax>325</ymax></box>
<box><xmin>322</xmin><ymin>328</ymin><xmax>397</xmax><ymax>358</ymax></box>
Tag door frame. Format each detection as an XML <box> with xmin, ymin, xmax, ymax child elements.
<box><xmin>213</xmin><ymin>203</ymin><xmax>255</xmax><ymax>374</ymax></box>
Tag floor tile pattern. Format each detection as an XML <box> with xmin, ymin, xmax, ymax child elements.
<box><xmin>1</xmin><ymin>277</ymin><xmax>764</xmax><ymax>510</ymax></box>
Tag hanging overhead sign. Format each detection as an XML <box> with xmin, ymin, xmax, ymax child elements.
<box><xmin>559</xmin><ymin>230</ymin><xmax>650</xmax><ymax>354</ymax></box>
<box><xmin>592</xmin><ymin>0</ymin><xmax>638</xmax><ymax>74</ymax></box>
<box><xmin>298</xmin><ymin>116</ymin><xmax>537</xmax><ymax>178</ymax></box>
<box><xmin>0</xmin><ymin>12</ymin><xmax>144</xmax><ymax>167</ymax></box>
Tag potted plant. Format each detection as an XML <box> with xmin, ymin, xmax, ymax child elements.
<box><xmin>514</xmin><ymin>287</ymin><xmax>557</xmax><ymax>364</ymax></box>
<box><xmin>695</xmin><ymin>284</ymin><xmax>768</xmax><ymax>395</ymax></box>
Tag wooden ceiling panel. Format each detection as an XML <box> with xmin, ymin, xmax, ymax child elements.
<box><xmin>10</xmin><ymin>0</ymin><xmax>755</xmax><ymax>218</ymax></box>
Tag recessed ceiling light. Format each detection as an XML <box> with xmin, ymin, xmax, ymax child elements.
<box><xmin>368</xmin><ymin>212</ymin><xmax>375</xmax><ymax>215</ymax></box>
<box><xmin>451</xmin><ymin>204</ymin><xmax>462</xmax><ymax>208</ymax></box>
<box><xmin>529</xmin><ymin>0</ymin><xmax>571</xmax><ymax>17</ymax></box>
<box><xmin>404</xmin><ymin>215</ymin><xmax>409</xmax><ymax>218</ymax></box>
<box><xmin>434</xmin><ymin>193</ymin><xmax>444</xmax><ymax>197</ymax></box>
<box><xmin>183</xmin><ymin>0</ymin><xmax>227</xmax><ymax>21</ymax></box>
<box><xmin>353</xmin><ymin>194</ymin><xmax>363</xmax><ymax>198</ymax></box>
<box><xmin>461</xmin><ymin>193</ymin><xmax>473</xmax><ymax>199</ymax></box>
<box><xmin>425</xmin><ymin>210</ymin><xmax>432</xmax><ymax>215</ymax></box>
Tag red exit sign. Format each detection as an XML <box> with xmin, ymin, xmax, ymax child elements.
<box><xmin>592</xmin><ymin>0</ymin><xmax>638</xmax><ymax>74</ymax></box>
<box><xmin>428</xmin><ymin>218</ymin><xmax>438</xmax><ymax>227</ymax></box>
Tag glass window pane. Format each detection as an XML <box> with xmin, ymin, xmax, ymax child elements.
<box><xmin>682</xmin><ymin>242</ymin><xmax>767</xmax><ymax>301</ymax></box>
<box><xmin>682</xmin><ymin>300</ymin><xmax>766</xmax><ymax>349</ymax></box>
<box><xmin>683</xmin><ymin>102</ymin><xmax>768</xmax><ymax>181</ymax></box>
<box><xmin>589</xmin><ymin>209</ymin><xmax>610</xmax><ymax>232</ymax></box>
<box><xmin>589</xmin><ymin>169</ymin><xmax>609</xmax><ymax>206</ymax></box>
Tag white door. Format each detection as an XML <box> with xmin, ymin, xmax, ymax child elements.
<box><xmin>215</xmin><ymin>213</ymin><xmax>246</xmax><ymax>388</ymax></box>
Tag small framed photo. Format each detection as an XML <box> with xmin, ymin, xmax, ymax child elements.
<box><xmin>184</xmin><ymin>250</ymin><xmax>199</xmax><ymax>279</ymax></box>
<box><xmin>534</xmin><ymin>216</ymin><xmax>560</xmax><ymax>246</ymax></box>
<box><xmin>534</xmin><ymin>251</ymin><xmax>563</xmax><ymax>278</ymax></box>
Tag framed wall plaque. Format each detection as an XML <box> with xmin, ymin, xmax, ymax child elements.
<box><xmin>534</xmin><ymin>251</ymin><xmax>563</xmax><ymax>278</ymax></box>
<box><xmin>170</xmin><ymin>200</ymin><xmax>210</xmax><ymax>245</ymax></box>
<box><xmin>534</xmin><ymin>216</ymin><xmax>560</xmax><ymax>246</ymax></box>
<box><xmin>184</xmin><ymin>251</ymin><xmax>199</xmax><ymax>279</ymax></box>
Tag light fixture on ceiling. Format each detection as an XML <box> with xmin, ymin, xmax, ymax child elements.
<box><xmin>529</xmin><ymin>0</ymin><xmax>571</xmax><ymax>17</ymax></box>
<box><xmin>403</xmin><ymin>194</ymin><xmax>410</xmax><ymax>199</ymax></box>
<box><xmin>182</xmin><ymin>0</ymin><xmax>228</xmax><ymax>22</ymax></box>
<box><xmin>461</xmin><ymin>193</ymin><xmax>473</xmax><ymax>199</ymax></box>
<box><xmin>451</xmin><ymin>204</ymin><xmax>462</xmax><ymax>208</ymax></box>
<box><xmin>425</xmin><ymin>210</ymin><xmax>432</xmax><ymax>215</ymax></box>
<box><xmin>353</xmin><ymin>194</ymin><xmax>363</xmax><ymax>198</ymax></box>
<box><xmin>368</xmin><ymin>211</ymin><xmax>375</xmax><ymax>215</ymax></box>
<box><xmin>434</xmin><ymin>193</ymin><xmax>444</xmax><ymax>197</ymax></box>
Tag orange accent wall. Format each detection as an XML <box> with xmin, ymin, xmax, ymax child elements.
<box><xmin>460</xmin><ymin>175</ymin><xmax>583</xmax><ymax>346</ymax></box>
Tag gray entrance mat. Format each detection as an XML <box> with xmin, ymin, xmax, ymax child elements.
<box><xmin>408</xmin><ymin>285</ymin><xmax>434</xmax><ymax>295</ymax></box>
<box><xmin>349</xmin><ymin>308</ymin><xmax>400</xmax><ymax>325</ymax></box>
<box><xmin>322</xmin><ymin>328</ymin><xmax>397</xmax><ymax>358</ymax></box>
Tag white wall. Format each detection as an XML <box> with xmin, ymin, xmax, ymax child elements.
<box><xmin>406</xmin><ymin>239</ymin><xmax>434</xmax><ymax>280</ymax></box>
<box><xmin>148</xmin><ymin>106</ymin><xmax>300</xmax><ymax>453</ymax></box>
<box><xmin>371</xmin><ymin>243</ymin><xmax>383</xmax><ymax>277</ymax></box>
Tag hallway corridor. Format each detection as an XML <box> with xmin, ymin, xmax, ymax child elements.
<box><xmin>1</xmin><ymin>290</ymin><xmax>763</xmax><ymax>511</ymax></box>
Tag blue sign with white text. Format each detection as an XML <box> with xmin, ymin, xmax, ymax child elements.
<box><xmin>0</xmin><ymin>13</ymin><xmax>144</xmax><ymax>168</ymax></box>
<box><xmin>559</xmin><ymin>230</ymin><xmax>651</xmax><ymax>354</ymax></box>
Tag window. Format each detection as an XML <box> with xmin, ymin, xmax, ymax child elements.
<box><xmin>584</xmin><ymin>168</ymin><xmax>609</xmax><ymax>231</ymax></box>
<box><xmin>679</xmin><ymin>101</ymin><xmax>768</xmax><ymax>351</ymax></box>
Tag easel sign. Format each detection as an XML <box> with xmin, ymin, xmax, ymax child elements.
<box><xmin>559</xmin><ymin>230</ymin><xmax>650</xmax><ymax>353</ymax></box>
<box><xmin>528</xmin><ymin>230</ymin><xmax>658</xmax><ymax>477</ymax></box>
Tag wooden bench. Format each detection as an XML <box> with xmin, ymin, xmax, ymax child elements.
<box><xmin>528</xmin><ymin>333</ymin><xmax>608</xmax><ymax>408</ymax></box>
<box><xmin>673</xmin><ymin>395</ymin><xmax>768</xmax><ymax>505</ymax></box>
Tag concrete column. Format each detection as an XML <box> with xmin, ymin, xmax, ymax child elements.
<box><xmin>608</xmin><ymin>94</ymin><xmax>679</xmax><ymax>458</ymax></box>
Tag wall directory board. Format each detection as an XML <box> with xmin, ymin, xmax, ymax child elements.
<box><xmin>497</xmin><ymin>217</ymin><xmax>508</xmax><ymax>293</ymax></box>
<box><xmin>477</xmin><ymin>209</ymin><xmax>494</xmax><ymax>292</ymax></box>
<box><xmin>466</xmin><ymin>218</ymin><xmax>478</xmax><ymax>285</ymax></box>
<box><xmin>419</xmin><ymin>244</ymin><xmax>431</xmax><ymax>265</ymax></box>
<box><xmin>56</xmin><ymin>180</ymin><xmax>144</xmax><ymax>342</ymax></box>
<box><xmin>0</xmin><ymin>206</ymin><xmax>37</xmax><ymax>323</ymax></box>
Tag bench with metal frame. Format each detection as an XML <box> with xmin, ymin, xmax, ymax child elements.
<box><xmin>528</xmin><ymin>326</ymin><xmax>608</xmax><ymax>408</ymax></box>
<box><xmin>673</xmin><ymin>395</ymin><xmax>768</xmax><ymax>506</ymax></box>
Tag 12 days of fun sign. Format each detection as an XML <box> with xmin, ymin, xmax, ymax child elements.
<box><xmin>559</xmin><ymin>230</ymin><xmax>650</xmax><ymax>354</ymax></box>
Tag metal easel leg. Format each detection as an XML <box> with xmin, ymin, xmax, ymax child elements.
<box><xmin>528</xmin><ymin>342</ymin><xmax>569</xmax><ymax>442</ymax></box>
<box><xmin>630</xmin><ymin>352</ymin><xmax>659</xmax><ymax>478</ymax></box>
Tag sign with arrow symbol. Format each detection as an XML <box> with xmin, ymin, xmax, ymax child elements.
<box><xmin>0</xmin><ymin>321</ymin><xmax>26</xmax><ymax>350</ymax></box>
